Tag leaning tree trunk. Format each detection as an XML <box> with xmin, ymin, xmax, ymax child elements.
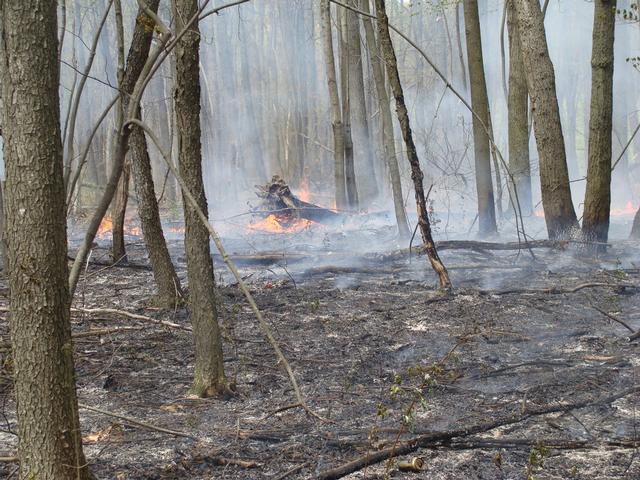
<box><xmin>506</xmin><ymin>0</ymin><xmax>532</xmax><ymax>216</ymax></box>
<box><xmin>173</xmin><ymin>0</ymin><xmax>228</xmax><ymax>397</ymax></box>
<box><xmin>361</xmin><ymin>0</ymin><xmax>410</xmax><ymax>237</ymax></box>
<box><xmin>129</xmin><ymin>119</ymin><xmax>184</xmax><ymax>307</ymax></box>
<box><xmin>374</xmin><ymin>0</ymin><xmax>451</xmax><ymax>290</ymax></box>
<box><xmin>513</xmin><ymin>0</ymin><xmax>579</xmax><ymax>239</ymax></box>
<box><xmin>346</xmin><ymin>0</ymin><xmax>379</xmax><ymax>202</ymax></box>
<box><xmin>0</xmin><ymin>1</ymin><xmax>93</xmax><ymax>478</ymax></box>
<box><xmin>339</xmin><ymin>6</ymin><xmax>359</xmax><ymax>209</ymax></box>
<box><xmin>463</xmin><ymin>0</ymin><xmax>498</xmax><ymax>237</ymax></box>
<box><xmin>121</xmin><ymin>0</ymin><xmax>182</xmax><ymax>307</ymax></box>
<box><xmin>320</xmin><ymin>0</ymin><xmax>347</xmax><ymax>210</ymax></box>
<box><xmin>582</xmin><ymin>0</ymin><xmax>616</xmax><ymax>249</ymax></box>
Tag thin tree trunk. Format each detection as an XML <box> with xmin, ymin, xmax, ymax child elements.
<box><xmin>172</xmin><ymin>0</ymin><xmax>229</xmax><ymax>397</ymax></box>
<box><xmin>455</xmin><ymin>2</ymin><xmax>468</xmax><ymax>91</ymax></box>
<box><xmin>321</xmin><ymin>0</ymin><xmax>348</xmax><ymax>209</ymax></box>
<box><xmin>0</xmin><ymin>1</ymin><xmax>93</xmax><ymax>478</ymax></box>
<box><xmin>361</xmin><ymin>0</ymin><xmax>410</xmax><ymax>237</ymax></box>
<box><xmin>111</xmin><ymin>0</ymin><xmax>128</xmax><ymax>262</ymax></box>
<box><xmin>346</xmin><ymin>0</ymin><xmax>378</xmax><ymax>202</ymax></box>
<box><xmin>513</xmin><ymin>0</ymin><xmax>579</xmax><ymax>239</ymax></box>
<box><xmin>582</xmin><ymin>0</ymin><xmax>616</xmax><ymax>248</ymax></box>
<box><xmin>506</xmin><ymin>0</ymin><xmax>532</xmax><ymax>215</ymax></box>
<box><xmin>374</xmin><ymin>0</ymin><xmax>451</xmax><ymax>289</ymax></box>
<box><xmin>339</xmin><ymin>7</ymin><xmax>359</xmax><ymax>209</ymax></box>
<box><xmin>463</xmin><ymin>0</ymin><xmax>497</xmax><ymax>237</ymax></box>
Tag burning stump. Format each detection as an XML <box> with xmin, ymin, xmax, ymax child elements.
<box><xmin>251</xmin><ymin>176</ymin><xmax>339</xmax><ymax>232</ymax></box>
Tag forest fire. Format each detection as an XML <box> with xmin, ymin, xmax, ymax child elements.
<box><xmin>96</xmin><ymin>215</ymin><xmax>142</xmax><ymax>238</ymax></box>
<box><xmin>248</xmin><ymin>213</ymin><xmax>317</xmax><ymax>234</ymax></box>
<box><xmin>96</xmin><ymin>215</ymin><xmax>113</xmax><ymax>238</ymax></box>
<box><xmin>610</xmin><ymin>201</ymin><xmax>637</xmax><ymax>217</ymax></box>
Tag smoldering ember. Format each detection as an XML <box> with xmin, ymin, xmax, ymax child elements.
<box><xmin>1</xmin><ymin>1</ymin><xmax>640</xmax><ymax>480</ymax></box>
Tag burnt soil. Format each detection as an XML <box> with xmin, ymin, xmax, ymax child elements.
<box><xmin>1</xmin><ymin>237</ymin><xmax>639</xmax><ymax>479</ymax></box>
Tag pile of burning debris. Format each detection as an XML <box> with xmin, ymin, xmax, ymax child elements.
<box><xmin>248</xmin><ymin>176</ymin><xmax>339</xmax><ymax>234</ymax></box>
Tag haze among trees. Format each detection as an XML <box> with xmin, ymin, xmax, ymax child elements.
<box><xmin>1</xmin><ymin>0</ymin><xmax>639</xmax><ymax>478</ymax></box>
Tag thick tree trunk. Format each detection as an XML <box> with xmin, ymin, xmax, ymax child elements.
<box><xmin>173</xmin><ymin>0</ymin><xmax>228</xmax><ymax>397</ymax></box>
<box><xmin>129</xmin><ymin>120</ymin><xmax>183</xmax><ymax>307</ymax></box>
<box><xmin>463</xmin><ymin>0</ymin><xmax>497</xmax><ymax>237</ymax></box>
<box><xmin>506</xmin><ymin>0</ymin><xmax>532</xmax><ymax>216</ymax></box>
<box><xmin>0</xmin><ymin>2</ymin><xmax>93</xmax><ymax>478</ymax></box>
<box><xmin>513</xmin><ymin>0</ymin><xmax>579</xmax><ymax>239</ymax></box>
<box><xmin>361</xmin><ymin>0</ymin><xmax>410</xmax><ymax>237</ymax></box>
<box><xmin>346</xmin><ymin>0</ymin><xmax>378</xmax><ymax>202</ymax></box>
<box><xmin>582</xmin><ymin>0</ymin><xmax>616</xmax><ymax>248</ymax></box>
<box><xmin>320</xmin><ymin>0</ymin><xmax>347</xmax><ymax>209</ymax></box>
<box><xmin>374</xmin><ymin>0</ymin><xmax>451</xmax><ymax>290</ymax></box>
<box><xmin>339</xmin><ymin>7</ymin><xmax>359</xmax><ymax>209</ymax></box>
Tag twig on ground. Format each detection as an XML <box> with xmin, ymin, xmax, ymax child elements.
<box><xmin>78</xmin><ymin>403</ymin><xmax>196</xmax><ymax>439</ymax></box>
<box><xmin>71</xmin><ymin>307</ymin><xmax>191</xmax><ymax>331</ymax></box>
<box><xmin>591</xmin><ymin>305</ymin><xmax>636</xmax><ymax>333</ymax></box>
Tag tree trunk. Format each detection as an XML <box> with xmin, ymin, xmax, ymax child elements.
<box><xmin>172</xmin><ymin>0</ymin><xmax>228</xmax><ymax>397</ymax></box>
<box><xmin>582</xmin><ymin>0</ymin><xmax>616</xmax><ymax>248</ymax></box>
<box><xmin>339</xmin><ymin>7</ymin><xmax>359</xmax><ymax>209</ymax></box>
<box><xmin>320</xmin><ymin>0</ymin><xmax>347</xmax><ymax>209</ymax></box>
<box><xmin>506</xmin><ymin>0</ymin><xmax>532</xmax><ymax>216</ymax></box>
<box><xmin>345</xmin><ymin>0</ymin><xmax>379</xmax><ymax>202</ymax></box>
<box><xmin>361</xmin><ymin>0</ymin><xmax>410</xmax><ymax>237</ymax></box>
<box><xmin>0</xmin><ymin>1</ymin><xmax>93</xmax><ymax>478</ymax></box>
<box><xmin>374</xmin><ymin>0</ymin><xmax>451</xmax><ymax>290</ymax></box>
<box><xmin>513</xmin><ymin>0</ymin><xmax>579</xmax><ymax>239</ymax></box>
<box><xmin>463</xmin><ymin>0</ymin><xmax>497</xmax><ymax>237</ymax></box>
<box><xmin>112</xmin><ymin>161</ymin><xmax>130</xmax><ymax>261</ymax></box>
<box><xmin>129</xmin><ymin>119</ymin><xmax>184</xmax><ymax>307</ymax></box>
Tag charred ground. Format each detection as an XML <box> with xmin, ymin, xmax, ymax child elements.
<box><xmin>1</xmin><ymin>234</ymin><xmax>639</xmax><ymax>479</ymax></box>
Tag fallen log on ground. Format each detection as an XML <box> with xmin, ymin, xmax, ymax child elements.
<box><xmin>315</xmin><ymin>385</ymin><xmax>640</xmax><ymax>480</ymax></box>
<box><xmin>254</xmin><ymin>175</ymin><xmax>340</xmax><ymax>224</ymax></box>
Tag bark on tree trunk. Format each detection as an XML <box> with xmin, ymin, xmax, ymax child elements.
<box><xmin>361</xmin><ymin>0</ymin><xmax>410</xmax><ymax>237</ymax></box>
<box><xmin>129</xmin><ymin>119</ymin><xmax>184</xmax><ymax>307</ymax></box>
<box><xmin>506</xmin><ymin>0</ymin><xmax>532</xmax><ymax>216</ymax></box>
<box><xmin>320</xmin><ymin>0</ymin><xmax>348</xmax><ymax>210</ymax></box>
<box><xmin>339</xmin><ymin>7</ymin><xmax>359</xmax><ymax>209</ymax></box>
<box><xmin>582</xmin><ymin>0</ymin><xmax>616</xmax><ymax>249</ymax></box>
<box><xmin>463</xmin><ymin>0</ymin><xmax>497</xmax><ymax>237</ymax></box>
<box><xmin>0</xmin><ymin>1</ymin><xmax>93</xmax><ymax>478</ymax></box>
<box><xmin>346</xmin><ymin>0</ymin><xmax>379</xmax><ymax>202</ymax></box>
<box><xmin>374</xmin><ymin>0</ymin><xmax>451</xmax><ymax>290</ymax></box>
<box><xmin>112</xmin><ymin>161</ymin><xmax>130</xmax><ymax>261</ymax></box>
<box><xmin>172</xmin><ymin>0</ymin><xmax>229</xmax><ymax>397</ymax></box>
<box><xmin>513</xmin><ymin>0</ymin><xmax>579</xmax><ymax>239</ymax></box>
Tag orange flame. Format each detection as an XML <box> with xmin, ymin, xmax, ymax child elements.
<box><xmin>95</xmin><ymin>215</ymin><xmax>143</xmax><ymax>238</ymax></box>
<box><xmin>97</xmin><ymin>215</ymin><xmax>113</xmax><ymax>238</ymax></box>
<box><xmin>248</xmin><ymin>214</ymin><xmax>317</xmax><ymax>234</ymax></box>
<box><xmin>610</xmin><ymin>201</ymin><xmax>636</xmax><ymax>217</ymax></box>
<box><xmin>297</xmin><ymin>178</ymin><xmax>311</xmax><ymax>203</ymax></box>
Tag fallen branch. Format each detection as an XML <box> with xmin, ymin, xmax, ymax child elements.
<box><xmin>591</xmin><ymin>305</ymin><xmax>636</xmax><ymax>334</ymax></box>
<box><xmin>315</xmin><ymin>386</ymin><xmax>640</xmax><ymax>479</ymax></box>
<box><xmin>206</xmin><ymin>456</ymin><xmax>260</xmax><ymax>468</ymax></box>
<box><xmin>78</xmin><ymin>403</ymin><xmax>196</xmax><ymax>439</ymax></box>
<box><xmin>71</xmin><ymin>307</ymin><xmax>191</xmax><ymax>332</ymax></box>
<box><xmin>71</xmin><ymin>326</ymin><xmax>144</xmax><ymax>339</ymax></box>
<box><xmin>0</xmin><ymin>456</ymin><xmax>18</xmax><ymax>463</ymax></box>
<box><xmin>479</xmin><ymin>282</ymin><xmax>635</xmax><ymax>296</ymax></box>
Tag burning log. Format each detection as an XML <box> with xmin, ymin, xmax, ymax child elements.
<box><xmin>254</xmin><ymin>176</ymin><xmax>340</xmax><ymax>225</ymax></box>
